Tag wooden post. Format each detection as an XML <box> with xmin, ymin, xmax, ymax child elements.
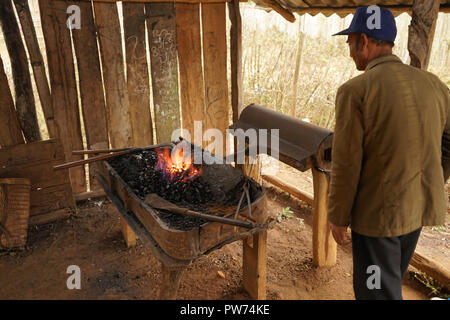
<box><xmin>146</xmin><ymin>3</ymin><xmax>181</xmax><ymax>143</ymax></box>
<box><xmin>311</xmin><ymin>167</ymin><xmax>336</xmax><ymax>267</ymax></box>
<box><xmin>13</xmin><ymin>0</ymin><xmax>55</xmax><ymax>139</ymax></box>
<box><xmin>123</xmin><ymin>2</ymin><xmax>153</xmax><ymax>147</ymax></box>
<box><xmin>176</xmin><ymin>3</ymin><xmax>205</xmax><ymax>140</ymax></box>
<box><xmin>39</xmin><ymin>0</ymin><xmax>86</xmax><ymax>194</ymax></box>
<box><xmin>228</xmin><ymin>0</ymin><xmax>243</xmax><ymax>124</ymax></box>
<box><xmin>243</xmin><ymin>231</ymin><xmax>267</xmax><ymax>300</ymax></box>
<box><xmin>70</xmin><ymin>0</ymin><xmax>109</xmax><ymax>192</ymax></box>
<box><xmin>94</xmin><ymin>2</ymin><xmax>136</xmax><ymax>247</ymax></box>
<box><xmin>159</xmin><ymin>264</ymin><xmax>185</xmax><ymax>299</ymax></box>
<box><xmin>202</xmin><ymin>3</ymin><xmax>229</xmax><ymax>140</ymax></box>
<box><xmin>408</xmin><ymin>0</ymin><xmax>440</xmax><ymax>70</ymax></box>
<box><xmin>0</xmin><ymin>56</ymin><xmax>24</xmax><ymax>147</ymax></box>
<box><xmin>0</xmin><ymin>0</ymin><xmax>41</xmax><ymax>142</ymax></box>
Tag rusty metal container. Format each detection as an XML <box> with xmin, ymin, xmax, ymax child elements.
<box><xmin>229</xmin><ymin>104</ymin><xmax>333</xmax><ymax>172</ymax></box>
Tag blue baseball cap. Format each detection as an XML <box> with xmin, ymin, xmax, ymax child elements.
<box><xmin>333</xmin><ymin>6</ymin><xmax>397</xmax><ymax>43</ymax></box>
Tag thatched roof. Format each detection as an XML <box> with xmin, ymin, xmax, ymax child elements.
<box><xmin>252</xmin><ymin>0</ymin><xmax>450</xmax><ymax>19</ymax></box>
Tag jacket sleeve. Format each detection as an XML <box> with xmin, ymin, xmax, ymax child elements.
<box><xmin>442</xmin><ymin>86</ymin><xmax>450</xmax><ymax>182</ymax></box>
<box><xmin>327</xmin><ymin>84</ymin><xmax>364</xmax><ymax>227</ymax></box>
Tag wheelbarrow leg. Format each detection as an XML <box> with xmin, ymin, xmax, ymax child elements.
<box><xmin>159</xmin><ymin>264</ymin><xmax>185</xmax><ymax>299</ymax></box>
<box><xmin>242</xmin><ymin>230</ymin><xmax>267</xmax><ymax>300</ymax></box>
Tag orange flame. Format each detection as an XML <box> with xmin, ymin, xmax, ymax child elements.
<box><xmin>154</xmin><ymin>147</ymin><xmax>202</xmax><ymax>182</ymax></box>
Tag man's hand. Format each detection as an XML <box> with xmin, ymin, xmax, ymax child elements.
<box><xmin>329</xmin><ymin>222</ymin><xmax>351</xmax><ymax>245</ymax></box>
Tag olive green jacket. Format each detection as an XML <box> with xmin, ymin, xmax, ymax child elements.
<box><xmin>327</xmin><ymin>54</ymin><xmax>450</xmax><ymax>237</ymax></box>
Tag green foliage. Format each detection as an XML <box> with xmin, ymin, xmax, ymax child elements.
<box><xmin>277</xmin><ymin>207</ymin><xmax>294</xmax><ymax>222</ymax></box>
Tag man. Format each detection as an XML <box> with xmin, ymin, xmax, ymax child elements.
<box><xmin>328</xmin><ymin>6</ymin><xmax>450</xmax><ymax>300</ymax></box>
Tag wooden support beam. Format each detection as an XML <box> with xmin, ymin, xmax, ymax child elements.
<box><xmin>176</xmin><ymin>2</ymin><xmax>205</xmax><ymax>140</ymax></box>
<box><xmin>243</xmin><ymin>231</ymin><xmax>267</xmax><ymax>300</ymax></box>
<box><xmin>408</xmin><ymin>0</ymin><xmax>440</xmax><ymax>70</ymax></box>
<box><xmin>70</xmin><ymin>0</ymin><xmax>109</xmax><ymax>191</ymax></box>
<box><xmin>0</xmin><ymin>56</ymin><xmax>24</xmax><ymax>147</ymax></box>
<box><xmin>410</xmin><ymin>248</ymin><xmax>450</xmax><ymax>291</ymax></box>
<box><xmin>94</xmin><ymin>1</ymin><xmax>136</xmax><ymax>247</ymax></box>
<box><xmin>74</xmin><ymin>190</ymin><xmax>106</xmax><ymax>202</ymax></box>
<box><xmin>39</xmin><ymin>0</ymin><xmax>86</xmax><ymax>194</ymax></box>
<box><xmin>146</xmin><ymin>3</ymin><xmax>181</xmax><ymax>143</ymax></box>
<box><xmin>311</xmin><ymin>167</ymin><xmax>336</xmax><ymax>267</ymax></box>
<box><xmin>123</xmin><ymin>2</ymin><xmax>153</xmax><ymax>147</ymax></box>
<box><xmin>262</xmin><ymin>174</ymin><xmax>313</xmax><ymax>205</ymax></box>
<box><xmin>259</xmin><ymin>0</ymin><xmax>296</xmax><ymax>23</ymax></box>
<box><xmin>159</xmin><ymin>265</ymin><xmax>185</xmax><ymax>299</ymax></box>
<box><xmin>202</xmin><ymin>2</ymin><xmax>229</xmax><ymax>145</ymax></box>
<box><xmin>0</xmin><ymin>0</ymin><xmax>41</xmax><ymax>142</ymax></box>
<box><xmin>13</xmin><ymin>0</ymin><xmax>56</xmax><ymax>139</ymax></box>
<box><xmin>228</xmin><ymin>0</ymin><xmax>243</xmax><ymax>124</ymax></box>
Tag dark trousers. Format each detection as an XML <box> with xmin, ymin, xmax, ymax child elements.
<box><xmin>351</xmin><ymin>227</ymin><xmax>422</xmax><ymax>300</ymax></box>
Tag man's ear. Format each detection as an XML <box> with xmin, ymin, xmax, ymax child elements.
<box><xmin>361</xmin><ymin>33</ymin><xmax>370</xmax><ymax>50</ymax></box>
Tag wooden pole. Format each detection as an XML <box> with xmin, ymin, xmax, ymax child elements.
<box><xmin>228</xmin><ymin>0</ymin><xmax>243</xmax><ymax>124</ymax></box>
<box><xmin>93</xmin><ymin>1</ymin><xmax>136</xmax><ymax>247</ymax></box>
<box><xmin>13</xmin><ymin>0</ymin><xmax>55</xmax><ymax>139</ymax></box>
<box><xmin>289</xmin><ymin>16</ymin><xmax>304</xmax><ymax>117</ymax></box>
<box><xmin>145</xmin><ymin>3</ymin><xmax>181</xmax><ymax>143</ymax></box>
<box><xmin>0</xmin><ymin>56</ymin><xmax>24</xmax><ymax>147</ymax></box>
<box><xmin>243</xmin><ymin>231</ymin><xmax>267</xmax><ymax>300</ymax></box>
<box><xmin>312</xmin><ymin>167</ymin><xmax>336</xmax><ymax>267</ymax></box>
<box><xmin>70</xmin><ymin>0</ymin><xmax>109</xmax><ymax>191</ymax></box>
<box><xmin>39</xmin><ymin>0</ymin><xmax>86</xmax><ymax>194</ymax></box>
<box><xmin>176</xmin><ymin>2</ymin><xmax>205</xmax><ymax>140</ymax></box>
<box><xmin>123</xmin><ymin>2</ymin><xmax>153</xmax><ymax>147</ymax></box>
<box><xmin>202</xmin><ymin>3</ymin><xmax>229</xmax><ymax>141</ymax></box>
<box><xmin>0</xmin><ymin>0</ymin><xmax>41</xmax><ymax>142</ymax></box>
<box><xmin>408</xmin><ymin>0</ymin><xmax>440</xmax><ymax>70</ymax></box>
<box><xmin>159</xmin><ymin>265</ymin><xmax>185</xmax><ymax>299</ymax></box>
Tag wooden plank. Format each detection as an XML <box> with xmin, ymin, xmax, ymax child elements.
<box><xmin>93</xmin><ymin>2</ymin><xmax>133</xmax><ymax>149</ymax></box>
<box><xmin>29</xmin><ymin>208</ymin><xmax>72</xmax><ymax>226</ymax></box>
<box><xmin>0</xmin><ymin>0</ymin><xmax>41</xmax><ymax>142</ymax></box>
<box><xmin>74</xmin><ymin>189</ymin><xmax>106</xmax><ymax>202</ymax></box>
<box><xmin>262</xmin><ymin>174</ymin><xmax>314</xmax><ymax>205</ymax></box>
<box><xmin>123</xmin><ymin>2</ymin><xmax>153</xmax><ymax>147</ymax></box>
<box><xmin>410</xmin><ymin>248</ymin><xmax>450</xmax><ymax>291</ymax></box>
<box><xmin>408</xmin><ymin>0</ymin><xmax>440</xmax><ymax>70</ymax></box>
<box><xmin>228</xmin><ymin>0</ymin><xmax>243</xmax><ymax>123</ymax></box>
<box><xmin>176</xmin><ymin>3</ymin><xmax>205</xmax><ymax>139</ymax></box>
<box><xmin>39</xmin><ymin>0</ymin><xmax>86</xmax><ymax>194</ymax></box>
<box><xmin>0</xmin><ymin>139</ymin><xmax>75</xmax><ymax>218</ymax></box>
<box><xmin>311</xmin><ymin>167</ymin><xmax>336</xmax><ymax>267</ymax></box>
<box><xmin>93</xmin><ymin>1</ymin><xmax>136</xmax><ymax>246</ymax></box>
<box><xmin>70</xmin><ymin>0</ymin><xmax>109</xmax><ymax>191</ymax></box>
<box><xmin>201</xmin><ymin>2</ymin><xmax>229</xmax><ymax>147</ymax></box>
<box><xmin>257</xmin><ymin>0</ymin><xmax>295</xmax><ymax>22</ymax></box>
<box><xmin>30</xmin><ymin>183</ymin><xmax>74</xmax><ymax>216</ymax></box>
<box><xmin>146</xmin><ymin>3</ymin><xmax>181</xmax><ymax>143</ymax></box>
<box><xmin>13</xmin><ymin>0</ymin><xmax>56</xmax><ymax>139</ymax></box>
<box><xmin>242</xmin><ymin>231</ymin><xmax>267</xmax><ymax>300</ymax></box>
<box><xmin>0</xmin><ymin>56</ymin><xmax>24</xmax><ymax>147</ymax></box>
<box><xmin>0</xmin><ymin>139</ymin><xmax>65</xmax><ymax>167</ymax></box>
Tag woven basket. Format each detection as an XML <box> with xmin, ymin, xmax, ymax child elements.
<box><xmin>0</xmin><ymin>178</ymin><xmax>31</xmax><ymax>249</ymax></box>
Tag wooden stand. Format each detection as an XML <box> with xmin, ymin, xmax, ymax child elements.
<box><xmin>159</xmin><ymin>265</ymin><xmax>186</xmax><ymax>299</ymax></box>
<box><xmin>120</xmin><ymin>217</ymin><xmax>137</xmax><ymax>248</ymax></box>
<box><xmin>242</xmin><ymin>231</ymin><xmax>267</xmax><ymax>300</ymax></box>
<box><xmin>312</xmin><ymin>167</ymin><xmax>336</xmax><ymax>267</ymax></box>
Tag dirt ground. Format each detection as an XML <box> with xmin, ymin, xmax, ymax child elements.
<box><xmin>1</xmin><ymin>170</ymin><xmax>446</xmax><ymax>300</ymax></box>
